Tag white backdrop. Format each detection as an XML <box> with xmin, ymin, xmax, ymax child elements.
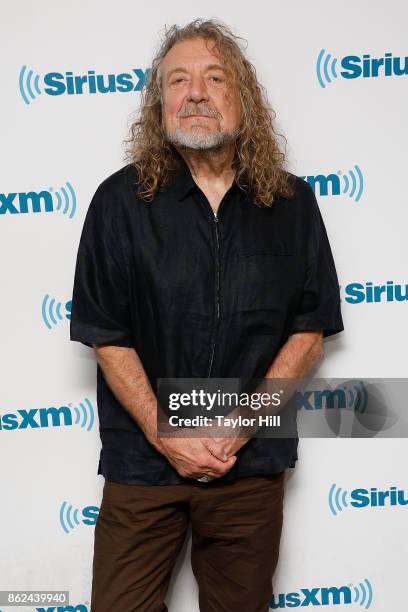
<box><xmin>1</xmin><ymin>1</ymin><xmax>407</xmax><ymax>610</ymax></box>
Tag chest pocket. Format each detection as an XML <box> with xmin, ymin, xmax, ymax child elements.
<box><xmin>235</xmin><ymin>246</ymin><xmax>298</xmax><ymax>312</ymax></box>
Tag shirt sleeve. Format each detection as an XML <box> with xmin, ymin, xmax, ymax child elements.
<box><xmin>289</xmin><ymin>182</ymin><xmax>344</xmax><ymax>338</ymax></box>
<box><xmin>69</xmin><ymin>182</ymin><xmax>134</xmax><ymax>348</ymax></box>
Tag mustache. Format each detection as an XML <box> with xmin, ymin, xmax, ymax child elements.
<box><xmin>177</xmin><ymin>107</ymin><xmax>221</xmax><ymax>119</ymax></box>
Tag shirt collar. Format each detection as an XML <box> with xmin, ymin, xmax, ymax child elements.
<box><xmin>172</xmin><ymin>152</ymin><xmax>198</xmax><ymax>201</ymax></box>
<box><xmin>171</xmin><ymin>149</ymin><xmax>241</xmax><ymax>202</ymax></box>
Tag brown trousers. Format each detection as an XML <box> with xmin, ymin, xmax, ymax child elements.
<box><xmin>91</xmin><ymin>471</ymin><xmax>285</xmax><ymax>612</ymax></box>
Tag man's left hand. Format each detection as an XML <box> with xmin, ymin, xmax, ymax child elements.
<box><xmin>193</xmin><ymin>419</ymin><xmax>251</xmax><ymax>463</ymax></box>
<box><xmin>203</xmin><ymin>434</ymin><xmax>249</xmax><ymax>462</ymax></box>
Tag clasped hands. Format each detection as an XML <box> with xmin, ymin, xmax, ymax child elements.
<box><xmin>155</xmin><ymin>413</ymin><xmax>251</xmax><ymax>482</ymax></box>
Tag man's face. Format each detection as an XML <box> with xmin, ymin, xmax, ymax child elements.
<box><xmin>160</xmin><ymin>37</ymin><xmax>241</xmax><ymax>150</ymax></box>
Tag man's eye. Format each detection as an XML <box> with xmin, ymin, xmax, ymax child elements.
<box><xmin>173</xmin><ymin>78</ymin><xmax>186</xmax><ymax>84</ymax></box>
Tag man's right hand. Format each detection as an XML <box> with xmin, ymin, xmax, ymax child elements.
<box><xmin>154</xmin><ymin>436</ymin><xmax>237</xmax><ymax>481</ymax></box>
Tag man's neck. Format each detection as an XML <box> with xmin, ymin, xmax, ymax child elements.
<box><xmin>175</xmin><ymin>144</ymin><xmax>236</xmax><ymax>187</ymax></box>
<box><xmin>175</xmin><ymin>144</ymin><xmax>237</xmax><ymax>214</ymax></box>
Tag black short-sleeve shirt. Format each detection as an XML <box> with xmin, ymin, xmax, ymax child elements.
<box><xmin>70</xmin><ymin>154</ymin><xmax>344</xmax><ymax>485</ymax></box>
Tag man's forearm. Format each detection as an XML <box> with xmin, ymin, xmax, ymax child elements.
<box><xmin>265</xmin><ymin>330</ymin><xmax>324</xmax><ymax>379</ymax></box>
<box><xmin>251</xmin><ymin>330</ymin><xmax>324</xmax><ymax>426</ymax></box>
<box><xmin>224</xmin><ymin>331</ymin><xmax>324</xmax><ymax>438</ymax></box>
<box><xmin>92</xmin><ymin>344</ymin><xmax>162</xmax><ymax>450</ymax></box>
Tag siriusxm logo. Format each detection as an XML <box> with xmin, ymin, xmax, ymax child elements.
<box><xmin>340</xmin><ymin>280</ymin><xmax>408</xmax><ymax>303</ymax></box>
<box><xmin>36</xmin><ymin>604</ymin><xmax>88</xmax><ymax>612</ymax></box>
<box><xmin>329</xmin><ymin>483</ymin><xmax>408</xmax><ymax>516</ymax></box>
<box><xmin>60</xmin><ymin>501</ymin><xmax>99</xmax><ymax>533</ymax></box>
<box><xmin>295</xmin><ymin>381</ymin><xmax>367</xmax><ymax>413</ymax></box>
<box><xmin>300</xmin><ymin>165</ymin><xmax>363</xmax><ymax>202</ymax></box>
<box><xmin>317</xmin><ymin>49</ymin><xmax>408</xmax><ymax>87</ymax></box>
<box><xmin>0</xmin><ymin>182</ymin><xmax>76</xmax><ymax>217</ymax></box>
<box><xmin>0</xmin><ymin>399</ymin><xmax>94</xmax><ymax>432</ymax></box>
<box><xmin>271</xmin><ymin>578</ymin><xmax>373</xmax><ymax>609</ymax></box>
<box><xmin>19</xmin><ymin>65</ymin><xmax>150</xmax><ymax>105</ymax></box>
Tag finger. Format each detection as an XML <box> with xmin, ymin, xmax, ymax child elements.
<box><xmin>204</xmin><ymin>442</ymin><xmax>229</xmax><ymax>462</ymax></box>
<box><xmin>211</xmin><ymin>449</ymin><xmax>229</xmax><ymax>462</ymax></box>
<box><xmin>207</xmin><ymin>443</ymin><xmax>235</xmax><ymax>463</ymax></box>
<box><xmin>193</xmin><ymin>456</ymin><xmax>237</xmax><ymax>480</ymax></box>
<box><xmin>202</xmin><ymin>454</ymin><xmax>236</xmax><ymax>476</ymax></box>
<box><xmin>200</xmin><ymin>440</ymin><xmax>229</xmax><ymax>462</ymax></box>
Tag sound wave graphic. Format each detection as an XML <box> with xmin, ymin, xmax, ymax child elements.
<box><xmin>72</xmin><ymin>398</ymin><xmax>95</xmax><ymax>432</ymax></box>
<box><xmin>60</xmin><ymin>501</ymin><xmax>80</xmax><ymax>534</ymax></box>
<box><xmin>345</xmin><ymin>381</ymin><xmax>368</xmax><ymax>413</ymax></box>
<box><xmin>328</xmin><ymin>483</ymin><xmax>349</xmax><ymax>516</ymax></box>
<box><xmin>42</xmin><ymin>294</ymin><xmax>64</xmax><ymax>329</ymax></box>
<box><xmin>340</xmin><ymin>165</ymin><xmax>364</xmax><ymax>202</ymax></box>
<box><xmin>19</xmin><ymin>65</ymin><xmax>42</xmax><ymax>105</ymax></box>
<box><xmin>316</xmin><ymin>49</ymin><xmax>338</xmax><ymax>88</ymax></box>
<box><xmin>352</xmin><ymin>578</ymin><xmax>373</xmax><ymax>609</ymax></box>
<box><xmin>51</xmin><ymin>181</ymin><xmax>77</xmax><ymax>218</ymax></box>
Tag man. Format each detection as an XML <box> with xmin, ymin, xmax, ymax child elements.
<box><xmin>70</xmin><ymin>18</ymin><xmax>343</xmax><ymax>612</ymax></box>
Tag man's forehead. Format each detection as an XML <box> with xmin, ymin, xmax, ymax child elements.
<box><xmin>161</xmin><ymin>38</ymin><xmax>225</xmax><ymax>75</ymax></box>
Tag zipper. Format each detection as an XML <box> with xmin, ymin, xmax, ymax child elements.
<box><xmin>207</xmin><ymin>209</ymin><xmax>220</xmax><ymax>378</ymax></box>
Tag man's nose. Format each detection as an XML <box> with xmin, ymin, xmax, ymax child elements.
<box><xmin>186</xmin><ymin>73</ymin><xmax>209</xmax><ymax>103</ymax></box>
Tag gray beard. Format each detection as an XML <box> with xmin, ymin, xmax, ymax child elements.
<box><xmin>165</xmin><ymin>125</ymin><xmax>240</xmax><ymax>151</ymax></box>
